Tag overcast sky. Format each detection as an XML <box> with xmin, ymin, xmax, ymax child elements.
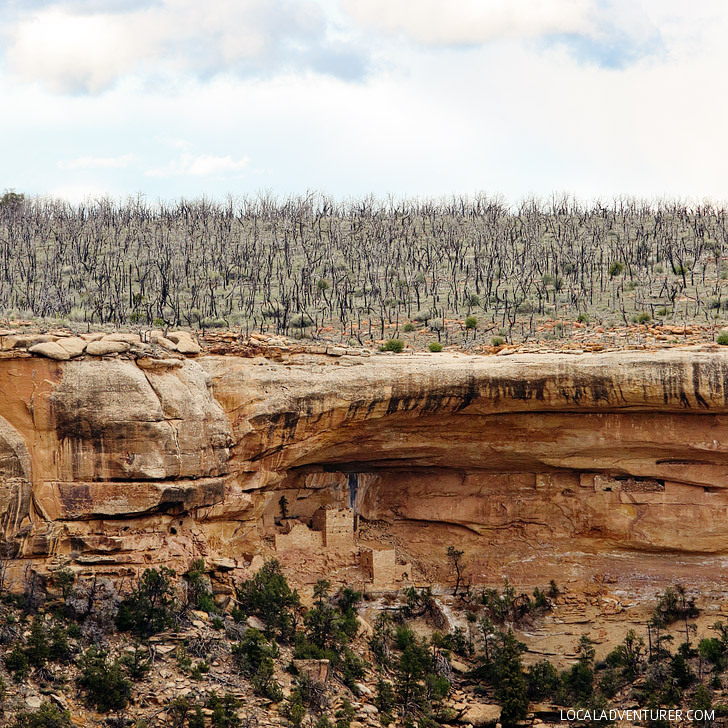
<box><xmin>2</xmin><ymin>0</ymin><xmax>726</xmax><ymax>203</ymax></box>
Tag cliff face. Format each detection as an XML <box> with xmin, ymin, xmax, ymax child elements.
<box><xmin>2</xmin><ymin>347</ymin><xmax>728</xmax><ymax>588</ymax></box>
<box><xmin>0</xmin><ymin>356</ymin><xmax>231</xmax><ymax>577</ymax></box>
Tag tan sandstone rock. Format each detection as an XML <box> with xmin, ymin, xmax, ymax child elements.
<box><xmin>104</xmin><ymin>332</ymin><xmax>141</xmax><ymax>344</ymax></box>
<box><xmin>1</xmin><ymin>348</ymin><xmax>728</xmax><ymax>591</ymax></box>
<box><xmin>86</xmin><ymin>340</ymin><xmax>131</xmax><ymax>356</ymax></box>
<box><xmin>3</xmin><ymin>334</ymin><xmax>57</xmax><ymax>350</ymax></box>
<box><xmin>56</xmin><ymin>336</ymin><xmax>86</xmax><ymax>357</ymax></box>
<box><xmin>167</xmin><ymin>332</ymin><xmax>201</xmax><ymax>354</ymax></box>
<box><xmin>460</xmin><ymin>704</ymin><xmax>501</xmax><ymax>727</ymax></box>
<box><xmin>28</xmin><ymin>342</ymin><xmax>70</xmax><ymax>360</ymax></box>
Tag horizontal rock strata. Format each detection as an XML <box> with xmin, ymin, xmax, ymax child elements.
<box><xmin>1</xmin><ymin>346</ymin><xmax>728</xmax><ymax>590</ymax></box>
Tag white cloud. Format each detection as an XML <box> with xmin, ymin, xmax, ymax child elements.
<box><xmin>339</xmin><ymin>0</ymin><xmax>593</xmax><ymax>45</ymax></box>
<box><xmin>6</xmin><ymin>9</ymin><xmax>152</xmax><ymax>93</ymax></box>
<box><xmin>1</xmin><ymin>1</ymin><xmax>728</xmax><ymax>202</ymax></box>
<box><xmin>147</xmin><ymin>153</ymin><xmax>250</xmax><ymax>178</ymax></box>
<box><xmin>3</xmin><ymin>0</ymin><xmax>365</xmax><ymax>93</ymax></box>
<box><xmin>58</xmin><ymin>154</ymin><xmax>135</xmax><ymax>169</ymax></box>
<box><xmin>338</xmin><ymin>0</ymin><xmax>664</xmax><ymax>69</ymax></box>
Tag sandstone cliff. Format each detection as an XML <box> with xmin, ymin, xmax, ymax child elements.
<box><xmin>2</xmin><ymin>344</ymin><xmax>728</xmax><ymax>590</ymax></box>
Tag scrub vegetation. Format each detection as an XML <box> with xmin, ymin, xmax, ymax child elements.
<box><xmin>2</xmin><ymin>191</ymin><xmax>728</xmax><ymax>347</ymax></box>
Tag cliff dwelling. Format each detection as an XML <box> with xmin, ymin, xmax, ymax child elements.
<box><xmin>1</xmin><ymin>345</ymin><xmax>728</xmax><ymax>593</ymax></box>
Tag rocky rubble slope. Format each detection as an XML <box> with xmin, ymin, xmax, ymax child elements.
<box><xmin>1</xmin><ymin>331</ymin><xmax>728</xmax><ymax>591</ymax></box>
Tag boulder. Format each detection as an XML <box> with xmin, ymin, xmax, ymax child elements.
<box><xmin>459</xmin><ymin>704</ymin><xmax>501</xmax><ymax>727</ymax></box>
<box><xmin>293</xmin><ymin>658</ymin><xmax>330</xmax><ymax>684</ymax></box>
<box><xmin>356</xmin><ymin>615</ymin><xmax>373</xmax><ymax>637</ymax></box>
<box><xmin>246</xmin><ymin>615</ymin><xmax>266</xmax><ymax>630</ymax></box>
<box><xmin>86</xmin><ymin>340</ymin><xmax>131</xmax><ymax>356</ymax></box>
<box><xmin>28</xmin><ymin>342</ymin><xmax>71</xmax><ymax>360</ymax></box>
<box><xmin>56</xmin><ymin>336</ymin><xmax>87</xmax><ymax>357</ymax></box>
<box><xmin>156</xmin><ymin>337</ymin><xmax>179</xmax><ymax>351</ymax></box>
<box><xmin>104</xmin><ymin>333</ymin><xmax>141</xmax><ymax>344</ymax></box>
<box><xmin>167</xmin><ymin>332</ymin><xmax>201</xmax><ymax>354</ymax></box>
<box><xmin>3</xmin><ymin>334</ymin><xmax>57</xmax><ymax>350</ymax></box>
<box><xmin>450</xmin><ymin>658</ymin><xmax>471</xmax><ymax>673</ymax></box>
<box><xmin>211</xmin><ymin>557</ymin><xmax>236</xmax><ymax>571</ymax></box>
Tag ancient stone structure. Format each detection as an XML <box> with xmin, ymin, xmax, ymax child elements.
<box><xmin>274</xmin><ymin>522</ymin><xmax>323</xmax><ymax>552</ymax></box>
<box><xmin>360</xmin><ymin>547</ymin><xmax>410</xmax><ymax>587</ymax></box>
<box><xmin>311</xmin><ymin>507</ymin><xmax>355</xmax><ymax>550</ymax></box>
<box><xmin>2</xmin><ymin>339</ymin><xmax>728</xmax><ymax>592</ymax></box>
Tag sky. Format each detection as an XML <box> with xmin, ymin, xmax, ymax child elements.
<box><xmin>1</xmin><ymin>0</ymin><xmax>727</xmax><ymax>204</ymax></box>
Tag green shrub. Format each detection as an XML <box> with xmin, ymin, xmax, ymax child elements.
<box><xmin>5</xmin><ymin>645</ymin><xmax>30</xmax><ymax>682</ymax></box>
<box><xmin>698</xmin><ymin>637</ymin><xmax>724</xmax><ymax>667</ymax></box>
<box><xmin>116</xmin><ymin>566</ymin><xmax>177</xmax><ymax>637</ymax></box>
<box><xmin>516</xmin><ymin>300</ymin><xmax>534</xmax><ymax>314</ymax></box>
<box><xmin>526</xmin><ymin>660</ymin><xmax>560</xmax><ymax>700</ymax></box>
<box><xmin>51</xmin><ymin>567</ymin><xmax>76</xmax><ymax>599</ymax></box>
<box><xmin>609</xmin><ymin>262</ymin><xmax>624</xmax><ymax>277</ymax></box>
<box><xmin>201</xmin><ymin>317</ymin><xmax>228</xmax><ymax>328</ymax></box>
<box><xmin>0</xmin><ymin>190</ymin><xmax>25</xmax><ymax>209</ymax></box>
<box><xmin>464</xmin><ymin>315</ymin><xmax>477</xmax><ymax>329</ymax></box>
<box><xmin>636</xmin><ymin>312</ymin><xmax>651</xmax><ymax>324</ymax></box>
<box><xmin>77</xmin><ymin>647</ymin><xmax>132</xmax><ymax>712</ymax></box>
<box><xmin>168</xmin><ymin>696</ymin><xmax>194</xmax><ymax>728</ymax></box>
<box><xmin>491</xmin><ymin>336</ymin><xmax>505</xmax><ymax>346</ymax></box>
<box><xmin>340</xmin><ymin>648</ymin><xmax>367</xmax><ymax>690</ymax></box>
<box><xmin>403</xmin><ymin>322</ymin><xmax>415</xmax><ymax>332</ymax></box>
<box><xmin>718</xmin><ymin>332</ymin><xmax>728</xmax><ymax>346</ymax></box>
<box><xmin>49</xmin><ymin>622</ymin><xmax>71</xmax><ymax>663</ymax></box>
<box><xmin>26</xmin><ymin>616</ymin><xmax>50</xmax><ymax>668</ymax></box>
<box><xmin>207</xmin><ymin>692</ymin><xmax>242</xmax><ymax>728</ymax></box>
<box><xmin>120</xmin><ymin>645</ymin><xmax>151</xmax><ymax>680</ymax></box>
<box><xmin>285</xmin><ymin>693</ymin><xmax>306</xmax><ymax>728</ymax></box>
<box><xmin>577</xmin><ymin>313</ymin><xmax>590</xmax><ymax>323</ymax></box>
<box><xmin>428</xmin><ymin>342</ymin><xmax>442</xmax><ymax>352</ymax></box>
<box><xmin>290</xmin><ymin>313</ymin><xmax>314</xmax><ymax>328</ymax></box>
<box><xmin>190</xmin><ymin>661</ymin><xmax>210</xmax><ymax>681</ymax></box>
<box><xmin>176</xmin><ymin>644</ymin><xmax>192</xmax><ymax>673</ymax></box>
<box><xmin>184</xmin><ymin>559</ymin><xmax>218</xmax><ymax>614</ymax></box>
<box><xmin>605</xmin><ymin>629</ymin><xmax>646</xmax><ymax>680</ymax></box>
<box><xmin>380</xmin><ymin>339</ymin><xmax>404</xmax><ymax>353</ymax></box>
<box><xmin>232</xmin><ymin>628</ymin><xmax>280</xmax><ymax>699</ymax></box>
<box><xmin>375</xmin><ymin>677</ymin><xmax>396</xmax><ymax>714</ymax></box>
<box><xmin>335</xmin><ymin>698</ymin><xmax>356</xmax><ymax>728</ymax></box>
<box><xmin>652</xmin><ymin>586</ymin><xmax>699</xmax><ymax>627</ymax></box>
<box><xmin>691</xmin><ymin>685</ymin><xmax>713</xmax><ymax>723</ymax></box>
<box><xmin>671</xmin><ymin>652</ymin><xmax>695</xmax><ymax>688</ymax></box>
<box><xmin>234</xmin><ymin>559</ymin><xmax>300</xmax><ymax>642</ymax></box>
<box><xmin>189</xmin><ymin>706</ymin><xmax>206</xmax><ymax>728</ymax></box>
<box><xmin>11</xmin><ymin>702</ymin><xmax>71</xmax><ymax>728</ymax></box>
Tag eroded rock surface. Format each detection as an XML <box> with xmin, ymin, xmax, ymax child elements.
<box><xmin>2</xmin><ymin>346</ymin><xmax>728</xmax><ymax>591</ymax></box>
